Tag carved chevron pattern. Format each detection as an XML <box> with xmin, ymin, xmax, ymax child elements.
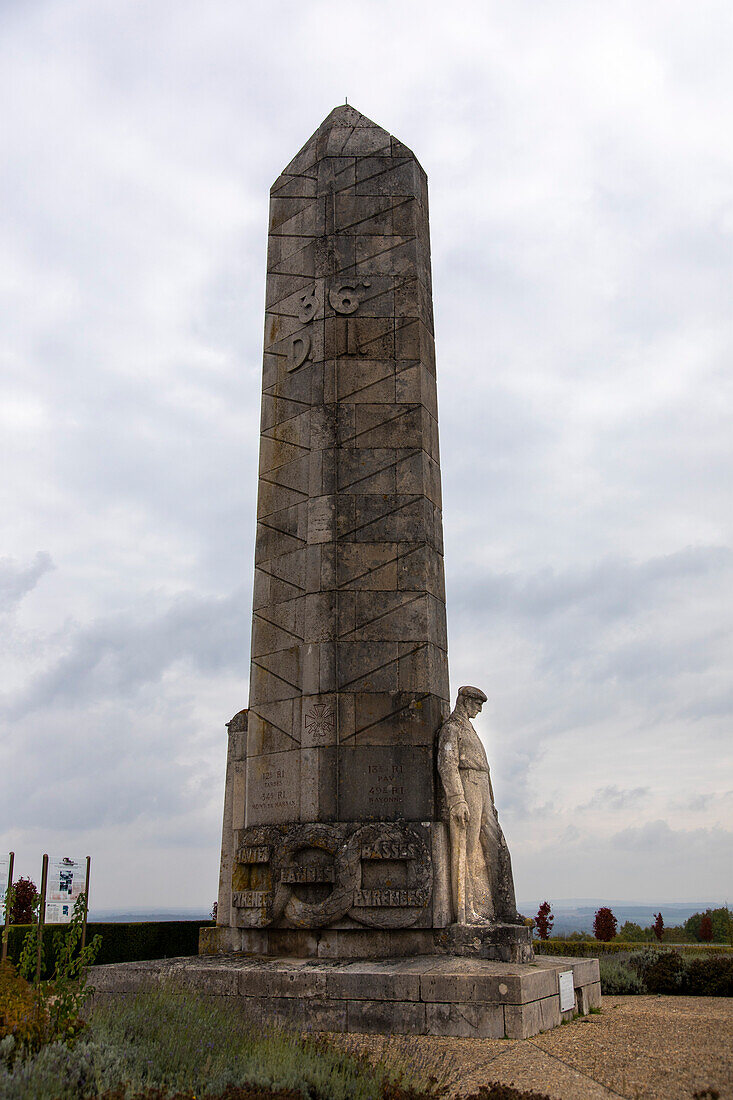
<box><xmin>246</xmin><ymin>105</ymin><xmax>448</xmax><ymax>767</ymax></box>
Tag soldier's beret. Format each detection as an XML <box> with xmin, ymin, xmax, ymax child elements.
<box><xmin>457</xmin><ymin>685</ymin><xmax>488</xmax><ymax>702</ymax></box>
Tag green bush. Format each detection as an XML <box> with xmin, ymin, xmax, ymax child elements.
<box><xmin>643</xmin><ymin>951</ymin><xmax>687</xmax><ymax>994</ymax></box>
<box><xmin>622</xmin><ymin>948</ymin><xmax>733</xmax><ymax>996</ymax></box>
<box><xmin>686</xmin><ymin>956</ymin><xmax>733</xmax><ymax>996</ymax></box>
<box><xmin>570</xmin><ymin>944</ymin><xmax>733</xmax><ymax>996</ymax></box>
<box><xmin>598</xmin><ymin>956</ymin><xmax>644</xmax><ymax>995</ymax></box>
<box><xmin>3</xmin><ymin>921</ymin><xmax>208</xmax><ymax>977</ymax></box>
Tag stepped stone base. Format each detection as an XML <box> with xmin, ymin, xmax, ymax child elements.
<box><xmin>200</xmin><ymin>921</ymin><xmax>533</xmax><ymax>963</ymax></box>
<box><xmin>88</xmin><ymin>953</ymin><xmax>600</xmax><ymax>1039</ymax></box>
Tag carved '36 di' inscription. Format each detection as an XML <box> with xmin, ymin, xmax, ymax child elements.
<box><xmin>328</xmin><ymin>280</ymin><xmax>371</xmax><ymax>314</ymax></box>
<box><xmin>286</xmin><ymin>279</ymin><xmax>371</xmax><ymax>371</ymax></box>
<box><xmin>287</xmin><ymin>333</ymin><xmax>311</xmax><ymax>371</ymax></box>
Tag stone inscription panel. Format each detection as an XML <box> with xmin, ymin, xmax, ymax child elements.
<box><xmin>337</xmin><ymin>745</ymin><xmax>433</xmax><ymax>821</ymax></box>
<box><xmin>230</xmin><ymin>819</ymin><xmax>432</xmax><ymax>929</ymax></box>
<box><xmin>247</xmin><ymin>750</ymin><xmax>300</xmax><ymax>825</ymax></box>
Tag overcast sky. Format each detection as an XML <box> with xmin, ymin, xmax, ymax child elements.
<box><xmin>1</xmin><ymin>0</ymin><xmax>731</xmax><ymax>913</ymax></box>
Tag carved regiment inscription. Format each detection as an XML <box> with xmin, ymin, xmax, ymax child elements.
<box><xmin>230</xmin><ymin>821</ymin><xmax>432</xmax><ymax>929</ymax></box>
<box><xmin>353</xmin><ymin>889</ymin><xmax>429</xmax><ymax>907</ymax></box>
<box><xmin>247</xmin><ymin>753</ymin><xmax>299</xmax><ymax>825</ymax></box>
<box><xmin>368</xmin><ymin>762</ymin><xmax>406</xmax><ymax>809</ymax></box>
<box><xmin>232</xmin><ymin>890</ymin><xmax>268</xmax><ymax>908</ymax></box>
<box><xmin>286</xmin><ymin>278</ymin><xmax>373</xmax><ymax>371</ymax></box>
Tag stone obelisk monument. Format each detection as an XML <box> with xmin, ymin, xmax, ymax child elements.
<box><xmin>92</xmin><ymin>106</ymin><xmax>601</xmax><ymax>1036</ymax></box>
<box><xmin>207</xmin><ymin>103</ymin><xmax>452</xmax><ymax>956</ymax></box>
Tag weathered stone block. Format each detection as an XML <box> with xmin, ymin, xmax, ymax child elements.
<box><xmin>350</xmin><ymin>691</ymin><xmax>441</xmax><ymax>747</ymax></box>
<box><xmin>337</xmin><ymin>745</ymin><xmax>433</xmax><ymax>820</ymax></box>
<box><xmin>246</xmin><ymin>751</ymin><xmax>300</xmax><ymax>825</ymax></box>
<box><xmin>327</xmin><ymin>962</ymin><xmax>420</xmax><ymax>1002</ymax></box>
<box><xmin>253</xmin><ymin>995</ymin><xmax>348</xmax><ymax>1032</ymax></box>
<box><xmin>238</xmin><ymin>963</ymin><xmax>329</xmax><ymax>999</ymax></box>
<box><xmin>420</xmin><ymin>961</ymin><xmax>556</xmax><ymax>1005</ymax></box>
<box><xmin>347</xmin><ymin>998</ymin><xmax>426</xmax><ymax>1034</ymax></box>
<box><xmin>578</xmin><ymin>981</ymin><xmax>602</xmax><ymax>1014</ymax></box>
<box><xmin>425</xmin><ymin>1000</ymin><xmax>505</xmax><ymax>1039</ymax></box>
<box><xmin>504</xmin><ymin>994</ymin><xmax>561</xmax><ymax>1039</ymax></box>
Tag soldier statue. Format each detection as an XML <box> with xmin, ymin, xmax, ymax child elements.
<box><xmin>437</xmin><ymin>686</ymin><xmax>518</xmax><ymax>925</ymax></box>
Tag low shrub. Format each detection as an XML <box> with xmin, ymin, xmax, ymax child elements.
<box><xmin>622</xmin><ymin>948</ymin><xmax>733</xmax><ymax>996</ymax></box>
<box><xmin>0</xmin><ymin>962</ymin><xmax>47</xmax><ymax>1054</ymax></box>
<box><xmin>686</xmin><ymin>956</ymin><xmax>733</xmax><ymax>996</ymax></box>
<box><xmin>643</xmin><ymin>951</ymin><xmax>687</xmax><ymax>994</ymax></box>
<box><xmin>1</xmin><ymin>985</ymin><xmax>448</xmax><ymax>1099</ymax></box>
<box><xmin>598</xmin><ymin>956</ymin><xmax>644</xmax><ymax>995</ymax></box>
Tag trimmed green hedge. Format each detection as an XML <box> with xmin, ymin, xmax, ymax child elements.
<box><xmin>3</xmin><ymin>920</ymin><xmax>210</xmax><ymax>977</ymax></box>
<box><xmin>534</xmin><ymin>939</ymin><xmax>732</xmax><ymax>958</ymax></box>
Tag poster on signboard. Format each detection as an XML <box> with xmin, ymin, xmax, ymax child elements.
<box><xmin>46</xmin><ymin>856</ymin><xmax>86</xmax><ymax>924</ymax></box>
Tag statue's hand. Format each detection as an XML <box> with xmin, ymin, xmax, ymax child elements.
<box><xmin>450</xmin><ymin>800</ymin><xmax>470</xmax><ymax>827</ymax></box>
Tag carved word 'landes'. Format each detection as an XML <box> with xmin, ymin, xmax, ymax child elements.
<box><xmin>231</xmin><ymin>820</ymin><xmax>432</xmax><ymax>930</ymax></box>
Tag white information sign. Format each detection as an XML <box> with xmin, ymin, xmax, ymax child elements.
<box><xmin>558</xmin><ymin>969</ymin><xmax>575</xmax><ymax>1012</ymax></box>
<box><xmin>46</xmin><ymin>856</ymin><xmax>86</xmax><ymax>924</ymax></box>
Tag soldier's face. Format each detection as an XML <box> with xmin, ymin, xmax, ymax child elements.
<box><xmin>465</xmin><ymin>698</ymin><xmax>482</xmax><ymax>718</ymax></box>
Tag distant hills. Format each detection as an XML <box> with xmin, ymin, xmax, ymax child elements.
<box><xmin>518</xmin><ymin>900</ymin><xmax>723</xmax><ymax>934</ymax></box>
<box><xmin>87</xmin><ymin>900</ymin><xmax>725</xmax><ymax>930</ymax></box>
<box><xmin>88</xmin><ymin>909</ymin><xmax>211</xmax><ymax>923</ymax></box>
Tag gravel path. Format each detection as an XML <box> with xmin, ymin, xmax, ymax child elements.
<box><xmin>327</xmin><ymin>996</ymin><xmax>733</xmax><ymax>1099</ymax></box>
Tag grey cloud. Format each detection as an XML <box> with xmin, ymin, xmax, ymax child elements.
<box><xmin>673</xmin><ymin>790</ymin><xmax>733</xmax><ymax>815</ymax></box>
<box><xmin>0</xmin><ymin>552</ymin><xmax>54</xmax><ymax>613</ymax></box>
<box><xmin>451</xmin><ymin>547</ymin><xmax>732</xmax><ymax>623</ymax></box>
<box><xmin>5</xmin><ymin>586</ymin><xmax>251</xmax><ymax>718</ymax></box>
<box><xmin>578</xmin><ymin>786</ymin><xmax>650</xmax><ymax>812</ymax></box>
<box><xmin>513</xmin><ymin>820</ymin><xmax>733</xmax><ymax>901</ymax></box>
<box><xmin>611</xmin><ymin>820</ymin><xmax>726</xmax><ymax>854</ymax></box>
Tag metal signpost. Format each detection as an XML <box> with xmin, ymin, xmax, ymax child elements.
<box><xmin>1</xmin><ymin>851</ymin><xmax>13</xmax><ymax>964</ymax></box>
<box><xmin>35</xmin><ymin>853</ymin><xmax>48</xmax><ymax>984</ymax></box>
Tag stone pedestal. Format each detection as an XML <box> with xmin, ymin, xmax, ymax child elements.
<box><xmin>434</xmin><ymin>922</ymin><xmax>533</xmax><ymax>964</ymax></box>
<box><xmin>90</xmin><ymin>954</ymin><xmax>601</xmax><ymax>1040</ymax></box>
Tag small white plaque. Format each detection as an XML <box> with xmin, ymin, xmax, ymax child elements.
<box><xmin>559</xmin><ymin>970</ymin><xmax>575</xmax><ymax>1011</ymax></box>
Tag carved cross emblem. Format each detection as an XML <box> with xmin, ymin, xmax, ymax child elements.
<box><xmin>304</xmin><ymin>703</ymin><xmax>335</xmax><ymax>737</ymax></box>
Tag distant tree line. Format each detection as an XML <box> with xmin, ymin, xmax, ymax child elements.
<box><xmin>530</xmin><ymin>901</ymin><xmax>732</xmax><ymax>944</ymax></box>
